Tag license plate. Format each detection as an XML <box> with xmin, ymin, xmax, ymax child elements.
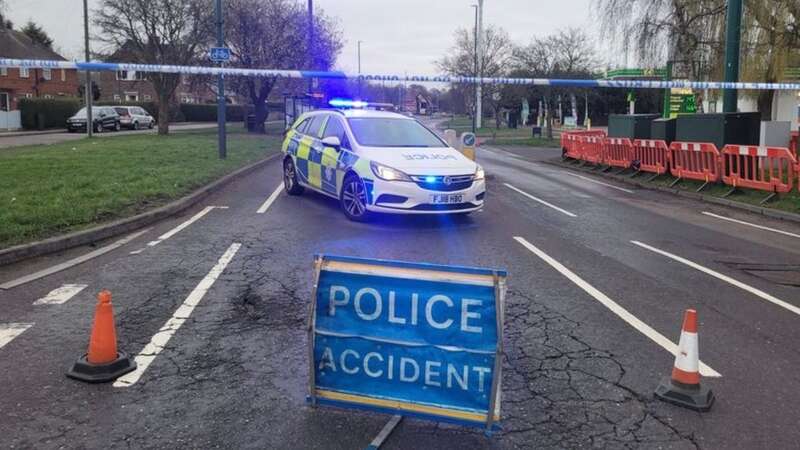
<box><xmin>430</xmin><ymin>193</ymin><xmax>464</xmax><ymax>204</ymax></box>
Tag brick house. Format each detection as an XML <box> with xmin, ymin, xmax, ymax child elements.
<box><xmin>0</xmin><ymin>27</ymin><xmax>79</xmax><ymax>128</ymax></box>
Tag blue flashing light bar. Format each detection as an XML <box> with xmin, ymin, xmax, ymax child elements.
<box><xmin>329</xmin><ymin>98</ymin><xmax>368</xmax><ymax>108</ymax></box>
<box><xmin>424</xmin><ymin>176</ymin><xmax>437</xmax><ymax>183</ymax></box>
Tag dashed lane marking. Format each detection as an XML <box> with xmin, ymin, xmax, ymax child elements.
<box><xmin>33</xmin><ymin>284</ymin><xmax>88</xmax><ymax>305</ymax></box>
<box><xmin>0</xmin><ymin>323</ymin><xmax>34</xmax><ymax>350</ymax></box>
<box><xmin>514</xmin><ymin>236</ymin><xmax>721</xmax><ymax>377</ymax></box>
<box><xmin>257</xmin><ymin>184</ymin><xmax>284</xmax><ymax>214</ymax></box>
<box><xmin>504</xmin><ymin>183</ymin><xmax>577</xmax><ymax>218</ymax></box>
<box><xmin>114</xmin><ymin>242</ymin><xmax>242</xmax><ymax>387</ymax></box>
<box><xmin>147</xmin><ymin>206</ymin><xmax>228</xmax><ymax>247</ymax></box>
<box><xmin>563</xmin><ymin>172</ymin><xmax>636</xmax><ymax>194</ymax></box>
<box><xmin>701</xmin><ymin>211</ymin><xmax>800</xmax><ymax>240</ymax></box>
<box><xmin>632</xmin><ymin>240</ymin><xmax>800</xmax><ymax>317</ymax></box>
<box><xmin>0</xmin><ymin>229</ymin><xmax>150</xmax><ymax>290</ymax></box>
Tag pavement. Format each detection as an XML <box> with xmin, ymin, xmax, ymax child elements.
<box><xmin>0</xmin><ymin>122</ymin><xmax>223</xmax><ymax>149</ymax></box>
<box><xmin>1</xmin><ymin>130</ymin><xmax>799</xmax><ymax>448</ymax></box>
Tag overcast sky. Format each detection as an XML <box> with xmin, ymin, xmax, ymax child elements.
<box><xmin>4</xmin><ymin>0</ymin><xmax>604</xmax><ymax>74</ymax></box>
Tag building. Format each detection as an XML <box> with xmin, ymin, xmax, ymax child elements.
<box><xmin>0</xmin><ymin>27</ymin><xmax>80</xmax><ymax>129</ymax></box>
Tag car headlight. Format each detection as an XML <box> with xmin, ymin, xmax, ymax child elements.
<box><xmin>474</xmin><ymin>166</ymin><xmax>485</xmax><ymax>180</ymax></box>
<box><xmin>370</xmin><ymin>162</ymin><xmax>412</xmax><ymax>182</ymax></box>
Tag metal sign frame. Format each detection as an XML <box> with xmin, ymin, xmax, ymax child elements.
<box><xmin>306</xmin><ymin>255</ymin><xmax>506</xmax><ymax>432</ymax></box>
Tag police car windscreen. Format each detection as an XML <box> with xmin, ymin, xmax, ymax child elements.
<box><xmin>347</xmin><ymin>118</ymin><xmax>446</xmax><ymax>148</ymax></box>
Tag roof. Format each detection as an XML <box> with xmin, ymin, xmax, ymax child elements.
<box><xmin>0</xmin><ymin>28</ymin><xmax>67</xmax><ymax>61</ymax></box>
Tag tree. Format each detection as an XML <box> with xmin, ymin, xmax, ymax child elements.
<box><xmin>0</xmin><ymin>0</ymin><xmax>12</xmax><ymax>29</ymax></box>
<box><xmin>224</xmin><ymin>0</ymin><xmax>342</xmax><ymax>129</ymax></box>
<box><xmin>437</xmin><ymin>25</ymin><xmax>513</xmax><ymax>129</ymax></box>
<box><xmin>21</xmin><ymin>21</ymin><xmax>53</xmax><ymax>49</ymax></box>
<box><xmin>95</xmin><ymin>0</ymin><xmax>209</xmax><ymax>135</ymax></box>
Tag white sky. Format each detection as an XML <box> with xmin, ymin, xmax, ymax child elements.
<box><xmin>4</xmin><ymin>0</ymin><xmax>606</xmax><ymax>74</ymax></box>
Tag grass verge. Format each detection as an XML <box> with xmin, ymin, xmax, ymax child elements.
<box><xmin>565</xmin><ymin>162</ymin><xmax>800</xmax><ymax>215</ymax></box>
<box><xmin>0</xmin><ymin>125</ymin><xmax>283</xmax><ymax>248</ymax></box>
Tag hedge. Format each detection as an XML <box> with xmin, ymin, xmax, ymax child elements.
<box><xmin>19</xmin><ymin>98</ymin><xmax>81</xmax><ymax>130</ymax></box>
<box><xmin>179</xmin><ymin>103</ymin><xmax>247</xmax><ymax>122</ymax></box>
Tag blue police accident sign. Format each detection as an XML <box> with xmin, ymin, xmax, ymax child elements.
<box><xmin>307</xmin><ymin>255</ymin><xmax>507</xmax><ymax>430</ymax></box>
<box><xmin>209</xmin><ymin>47</ymin><xmax>231</xmax><ymax>62</ymax></box>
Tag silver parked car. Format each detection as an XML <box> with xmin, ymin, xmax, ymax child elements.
<box><xmin>113</xmin><ymin>106</ymin><xmax>156</xmax><ymax>130</ymax></box>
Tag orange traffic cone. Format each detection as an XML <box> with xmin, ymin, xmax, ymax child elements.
<box><xmin>66</xmin><ymin>291</ymin><xmax>136</xmax><ymax>383</ymax></box>
<box><xmin>654</xmin><ymin>309</ymin><xmax>714</xmax><ymax>411</ymax></box>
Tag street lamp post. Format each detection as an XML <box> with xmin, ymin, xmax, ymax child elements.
<box><xmin>471</xmin><ymin>4</ymin><xmax>477</xmax><ymax>134</ymax></box>
<box><xmin>82</xmin><ymin>0</ymin><xmax>93</xmax><ymax>137</ymax></box>
<box><xmin>358</xmin><ymin>40</ymin><xmax>363</xmax><ymax>99</ymax></box>
<box><xmin>307</xmin><ymin>0</ymin><xmax>314</xmax><ymax>95</ymax></box>
<box><xmin>475</xmin><ymin>0</ymin><xmax>484</xmax><ymax>130</ymax></box>
<box><xmin>215</xmin><ymin>0</ymin><xmax>226</xmax><ymax>159</ymax></box>
<box><xmin>722</xmin><ymin>0</ymin><xmax>743</xmax><ymax>113</ymax></box>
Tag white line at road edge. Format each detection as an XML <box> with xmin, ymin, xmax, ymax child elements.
<box><xmin>0</xmin><ymin>323</ymin><xmax>34</xmax><ymax>350</ymax></box>
<box><xmin>513</xmin><ymin>236</ymin><xmax>721</xmax><ymax>377</ymax></box>
<box><xmin>701</xmin><ymin>211</ymin><xmax>800</xmax><ymax>240</ymax></box>
<box><xmin>632</xmin><ymin>240</ymin><xmax>800</xmax><ymax>317</ymax></box>
<box><xmin>564</xmin><ymin>172</ymin><xmax>636</xmax><ymax>194</ymax></box>
<box><xmin>114</xmin><ymin>242</ymin><xmax>242</xmax><ymax>387</ymax></box>
<box><xmin>147</xmin><ymin>206</ymin><xmax>228</xmax><ymax>247</ymax></box>
<box><xmin>504</xmin><ymin>183</ymin><xmax>577</xmax><ymax>218</ymax></box>
<box><xmin>34</xmin><ymin>284</ymin><xmax>88</xmax><ymax>305</ymax></box>
<box><xmin>0</xmin><ymin>228</ymin><xmax>151</xmax><ymax>290</ymax></box>
<box><xmin>257</xmin><ymin>184</ymin><xmax>285</xmax><ymax>214</ymax></box>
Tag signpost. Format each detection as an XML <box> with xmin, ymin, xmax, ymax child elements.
<box><xmin>308</xmin><ymin>255</ymin><xmax>506</xmax><ymax>432</ymax></box>
<box><xmin>460</xmin><ymin>132</ymin><xmax>476</xmax><ymax>161</ymax></box>
<box><xmin>209</xmin><ymin>47</ymin><xmax>232</xmax><ymax>63</ymax></box>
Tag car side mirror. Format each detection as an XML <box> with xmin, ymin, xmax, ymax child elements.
<box><xmin>321</xmin><ymin>136</ymin><xmax>341</xmax><ymax>149</ymax></box>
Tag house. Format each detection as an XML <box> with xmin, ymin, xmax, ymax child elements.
<box><xmin>0</xmin><ymin>27</ymin><xmax>79</xmax><ymax>129</ymax></box>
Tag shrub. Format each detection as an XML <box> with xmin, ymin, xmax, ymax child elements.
<box><xmin>19</xmin><ymin>98</ymin><xmax>81</xmax><ymax>130</ymax></box>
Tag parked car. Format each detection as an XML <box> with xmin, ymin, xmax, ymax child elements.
<box><xmin>66</xmin><ymin>107</ymin><xmax>121</xmax><ymax>133</ymax></box>
<box><xmin>113</xmin><ymin>106</ymin><xmax>155</xmax><ymax>130</ymax></box>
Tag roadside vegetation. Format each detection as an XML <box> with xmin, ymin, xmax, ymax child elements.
<box><xmin>0</xmin><ymin>125</ymin><xmax>283</xmax><ymax>248</ymax></box>
<box><xmin>442</xmin><ymin>115</ymin><xmax>560</xmax><ymax>148</ymax></box>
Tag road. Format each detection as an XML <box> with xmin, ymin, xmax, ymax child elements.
<box><xmin>0</xmin><ymin>122</ymin><xmax>229</xmax><ymax>149</ymax></box>
<box><xmin>1</xmin><ymin>132</ymin><xmax>799</xmax><ymax>448</ymax></box>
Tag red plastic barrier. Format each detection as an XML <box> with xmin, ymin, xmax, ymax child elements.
<box><xmin>790</xmin><ymin>131</ymin><xmax>798</xmax><ymax>158</ymax></box>
<box><xmin>581</xmin><ymin>135</ymin><xmax>605</xmax><ymax>164</ymax></box>
<box><xmin>633</xmin><ymin>139</ymin><xmax>670</xmax><ymax>175</ymax></box>
<box><xmin>562</xmin><ymin>130</ymin><xmax>607</xmax><ymax>161</ymax></box>
<box><xmin>563</xmin><ymin>133</ymin><xmax>582</xmax><ymax>159</ymax></box>
<box><xmin>604</xmin><ymin>137</ymin><xmax>634</xmax><ymax>168</ymax></box>
<box><xmin>669</xmin><ymin>142</ymin><xmax>721</xmax><ymax>182</ymax></box>
<box><xmin>722</xmin><ymin>145</ymin><xmax>796</xmax><ymax>193</ymax></box>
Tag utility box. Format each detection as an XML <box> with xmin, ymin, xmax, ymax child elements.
<box><xmin>608</xmin><ymin>114</ymin><xmax>660</xmax><ymax>139</ymax></box>
<box><xmin>675</xmin><ymin>113</ymin><xmax>760</xmax><ymax>149</ymax></box>
<box><xmin>759</xmin><ymin>121</ymin><xmax>791</xmax><ymax>148</ymax></box>
<box><xmin>651</xmin><ymin>118</ymin><xmax>677</xmax><ymax>144</ymax></box>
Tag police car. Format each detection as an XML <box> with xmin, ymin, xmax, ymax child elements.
<box><xmin>281</xmin><ymin>107</ymin><xmax>485</xmax><ymax>221</ymax></box>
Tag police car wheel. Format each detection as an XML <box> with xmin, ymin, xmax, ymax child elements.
<box><xmin>341</xmin><ymin>174</ymin><xmax>371</xmax><ymax>222</ymax></box>
<box><xmin>283</xmin><ymin>158</ymin><xmax>304</xmax><ymax>195</ymax></box>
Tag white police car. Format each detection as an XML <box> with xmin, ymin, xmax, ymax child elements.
<box><xmin>281</xmin><ymin>107</ymin><xmax>485</xmax><ymax>221</ymax></box>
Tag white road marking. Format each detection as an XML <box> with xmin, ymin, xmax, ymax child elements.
<box><xmin>632</xmin><ymin>240</ymin><xmax>800</xmax><ymax>317</ymax></box>
<box><xmin>114</xmin><ymin>242</ymin><xmax>242</xmax><ymax>387</ymax></box>
<box><xmin>0</xmin><ymin>228</ymin><xmax>150</xmax><ymax>290</ymax></box>
<box><xmin>504</xmin><ymin>183</ymin><xmax>577</xmax><ymax>218</ymax></box>
<box><xmin>514</xmin><ymin>236</ymin><xmax>721</xmax><ymax>377</ymax></box>
<box><xmin>701</xmin><ymin>211</ymin><xmax>800</xmax><ymax>239</ymax></box>
<box><xmin>147</xmin><ymin>206</ymin><xmax>228</xmax><ymax>247</ymax></box>
<box><xmin>129</xmin><ymin>248</ymin><xmax>145</xmax><ymax>255</ymax></box>
<box><xmin>33</xmin><ymin>284</ymin><xmax>87</xmax><ymax>305</ymax></box>
<box><xmin>257</xmin><ymin>184</ymin><xmax>284</xmax><ymax>214</ymax></box>
<box><xmin>564</xmin><ymin>172</ymin><xmax>635</xmax><ymax>194</ymax></box>
<box><xmin>0</xmin><ymin>323</ymin><xmax>34</xmax><ymax>350</ymax></box>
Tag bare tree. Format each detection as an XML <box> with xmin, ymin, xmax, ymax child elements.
<box><xmin>224</xmin><ymin>0</ymin><xmax>342</xmax><ymax>129</ymax></box>
<box><xmin>95</xmin><ymin>0</ymin><xmax>210</xmax><ymax>135</ymax></box>
<box><xmin>437</xmin><ymin>25</ymin><xmax>513</xmax><ymax>129</ymax></box>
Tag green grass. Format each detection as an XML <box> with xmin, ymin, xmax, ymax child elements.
<box><xmin>441</xmin><ymin>115</ymin><xmax>556</xmax><ymax>142</ymax></box>
<box><xmin>625</xmin><ymin>171</ymin><xmax>800</xmax><ymax>214</ymax></box>
<box><xmin>0</xmin><ymin>125</ymin><xmax>283</xmax><ymax>248</ymax></box>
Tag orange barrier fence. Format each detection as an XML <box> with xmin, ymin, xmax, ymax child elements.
<box><xmin>562</xmin><ymin>134</ymin><xmax>582</xmax><ymax>159</ymax></box>
<box><xmin>604</xmin><ymin>137</ymin><xmax>634</xmax><ymax>168</ymax></box>
<box><xmin>581</xmin><ymin>135</ymin><xmax>605</xmax><ymax>164</ymax></box>
<box><xmin>633</xmin><ymin>139</ymin><xmax>670</xmax><ymax>175</ymax></box>
<box><xmin>669</xmin><ymin>142</ymin><xmax>721</xmax><ymax>183</ymax></box>
<box><xmin>721</xmin><ymin>145</ymin><xmax>796</xmax><ymax>193</ymax></box>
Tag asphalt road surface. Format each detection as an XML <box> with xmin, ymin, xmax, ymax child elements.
<box><xmin>1</xmin><ymin>135</ymin><xmax>799</xmax><ymax>448</ymax></box>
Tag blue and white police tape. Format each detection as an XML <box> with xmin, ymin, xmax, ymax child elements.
<box><xmin>3</xmin><ymin>57</ymin><xmax>800</xmax><ymax>91</ymax></box>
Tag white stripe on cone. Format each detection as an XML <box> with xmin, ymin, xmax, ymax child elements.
<box><xmin>674</xmin><ymin>331</ymin><xmax>699</xmax><ymax>374</ymax></box>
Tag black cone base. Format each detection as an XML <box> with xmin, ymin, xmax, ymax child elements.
<box><xmin>654</xmin><ymin>377</ymin><xmax>714</xmax><ymax>412</ymax></box>
<box><xmin>66</xmin><ymin>350</ymin><xmax>136</xmax><ymax>383</ymax></box>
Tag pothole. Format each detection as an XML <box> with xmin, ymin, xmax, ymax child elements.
<box><xmin>719</xmin><ymin>262</ymin><xmax>800</xmax><ymax>287</ymax></box>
